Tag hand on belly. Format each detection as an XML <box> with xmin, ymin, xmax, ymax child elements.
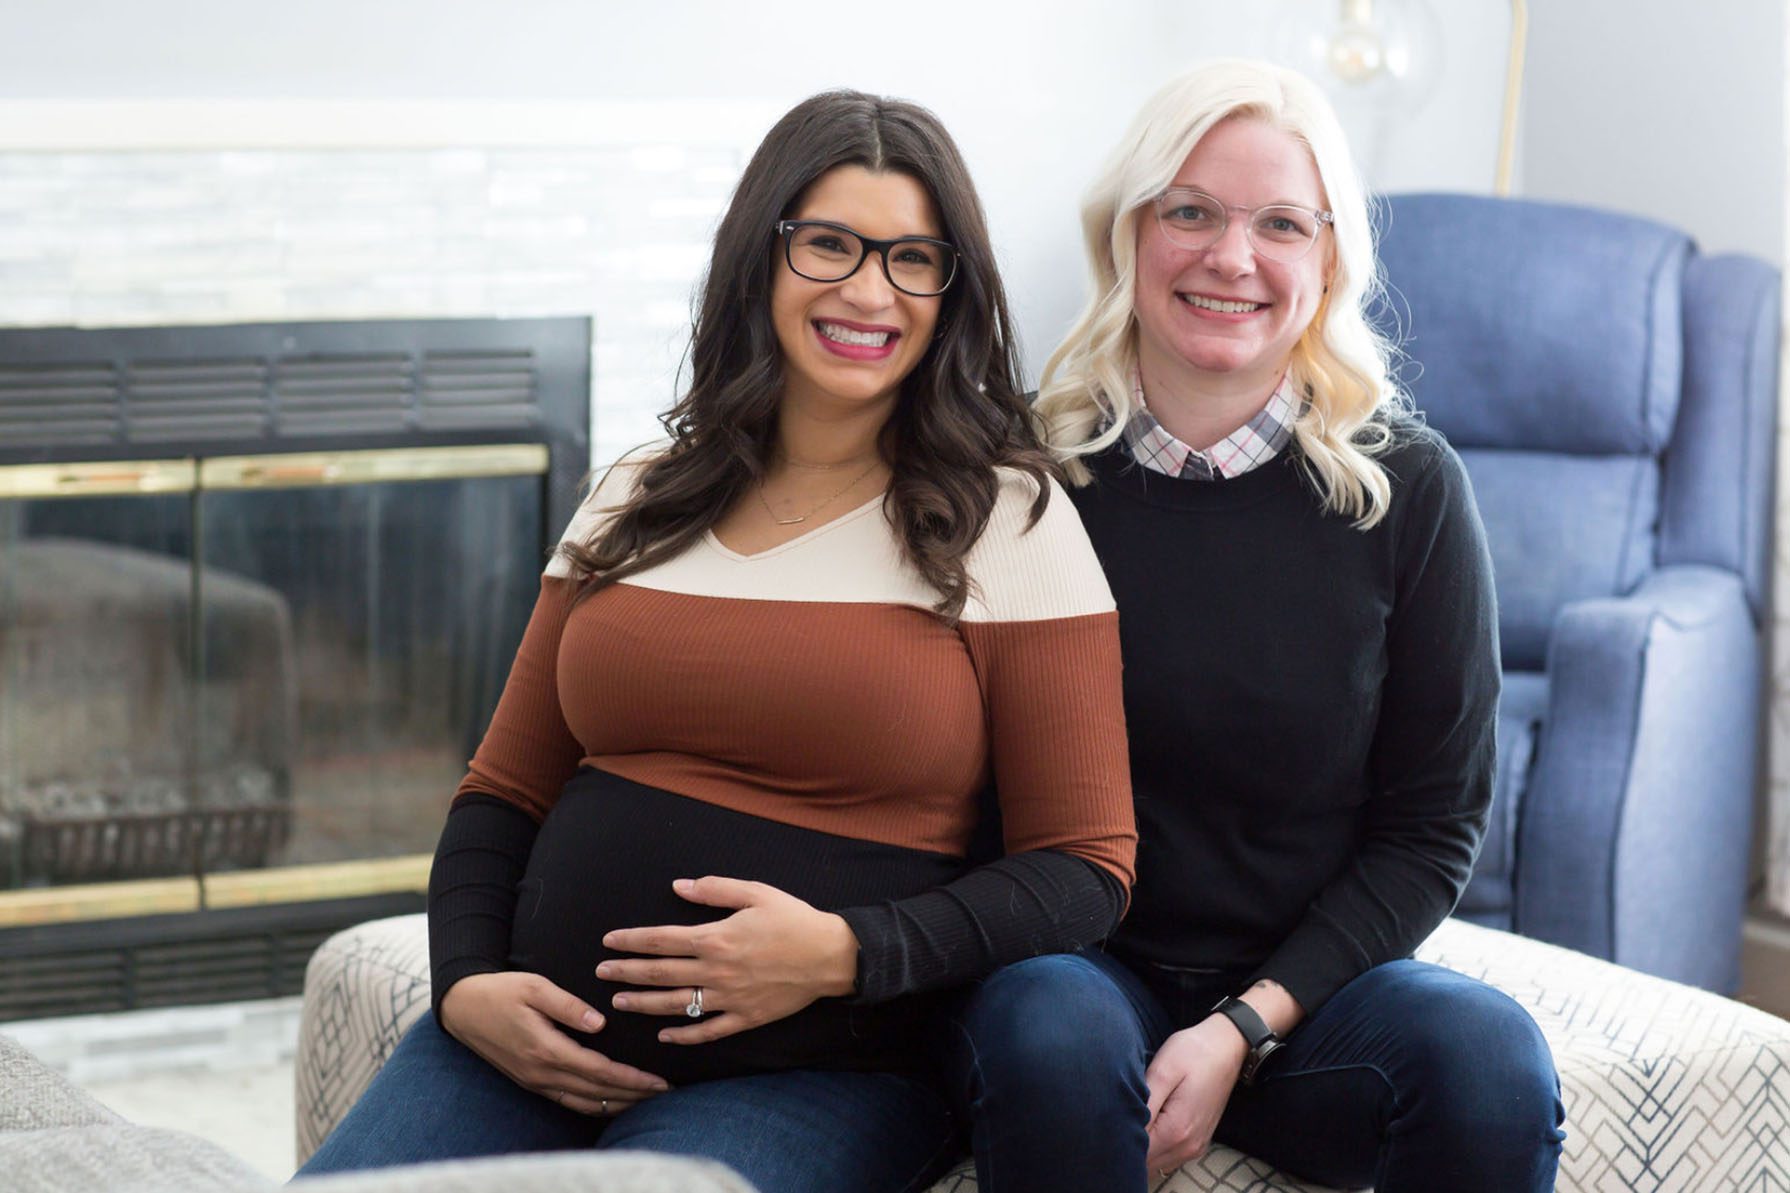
<box><xmin>598</xmin><ymin>875</ymin><xmax>860</xmax><ymax>1043</ymax></box>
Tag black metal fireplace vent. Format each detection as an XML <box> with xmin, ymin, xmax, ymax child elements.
<box><xmin>0</xmin><ymin>893</ymin><xmax>423</xmax><ymax>1020</ymax></box>
<box><xmin>0</xmin><ymin>316</ymin><xmax>591</xmax><ymax>535</ymax></box>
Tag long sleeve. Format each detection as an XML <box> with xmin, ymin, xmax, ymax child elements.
<box><xmin>839</xmin><ymin>474</ymin><xmax>1137</xmax><ymax>1002</ymax></box>
<box><xmin>427</xmin><ymin>793</ymin><xmax>540</xmax><ymax>1016</ymax></box>
<box><xmin>1249</xmin><ymin>442</ymin><xmax>1500</xmax><ymax>1013</ymax></box>
<box><xmin>425</xmin><ymin>572</ymin><xmax>583</xmax><ymax>1012</ymax></box>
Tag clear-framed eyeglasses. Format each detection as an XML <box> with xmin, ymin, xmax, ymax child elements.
<box><xmin>1151</xmin><ymin>188</ymin><xmax>1335</xmax><ymax>263</ymax></box>
<box><xmin>774</xmin><ymin>220</ymin><xmax>960</xmax><ymax>297</ymax></box>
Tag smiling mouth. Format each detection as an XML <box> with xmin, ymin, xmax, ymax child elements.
<box><xmin>1180</xmin><ymin>294</ymin><xmax>1266</xmax><ymax>314</ymax></box>
<box><xmin>815</xmin><ymin>320</ymin><xmax>895</xmax><ymax>347</ymax></box>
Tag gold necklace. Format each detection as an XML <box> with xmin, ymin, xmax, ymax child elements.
<box><xmin>757</xmin><ymin>460</ymin><xmax>880</xmax><ymax>526</ymax></box>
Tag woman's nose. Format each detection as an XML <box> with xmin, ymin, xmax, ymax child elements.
<box><xmin>1204</xmin><ymin>218</ymin><xmax>1257</xmax><ymax>276</ymax></box>
<box><xmin>838</xmin><ymin>254</ymin><xmax>898</xmax><ymax>309</ymax></box>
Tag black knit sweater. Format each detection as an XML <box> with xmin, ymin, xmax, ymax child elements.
<box><xmin>1070</xmin><ymin>425</ymin><xmax>1499</xmax><ymax>1019</ymax></box>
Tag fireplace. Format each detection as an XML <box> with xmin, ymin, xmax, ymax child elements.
<box><xmin>0</xmin><ymin>315</ymin><xmax>588</xmax><ymax>1016</ymax></box>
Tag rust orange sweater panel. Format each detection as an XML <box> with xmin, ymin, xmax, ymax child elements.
<box><xmin>458</xmin><ymin>460</ymin><xmax>1135</xmax><ymax>888</ymax></box>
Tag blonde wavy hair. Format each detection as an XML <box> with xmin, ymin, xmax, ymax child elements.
<box><xmin>1036</xmin><ymin>58</ymin><xmax>1404</xmax><ymax>527</ymax></box>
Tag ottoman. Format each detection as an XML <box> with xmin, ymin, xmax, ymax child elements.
<box><xmin>297</xmin><ymin>916</ymin><xmax>1790</xmax><ymax>1191</ymax></box>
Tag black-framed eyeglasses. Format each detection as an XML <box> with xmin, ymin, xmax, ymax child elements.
<box><xmin>774</xmin><ymin>220</ymin><xmax>960</xmax><ymax>297</ymax></box>
<box><xmin>1151</xmin><ymin>188</ymin><xmax>1335</xmax><ymax>263</ymax></box>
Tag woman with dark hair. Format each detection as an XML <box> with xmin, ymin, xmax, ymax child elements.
<box><xmin>295</xmin><ymin>89</ymin><xmax>1134</xmax><ymax>1193</ymax></box>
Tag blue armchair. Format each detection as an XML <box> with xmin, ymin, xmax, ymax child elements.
<box><xmin>1374</xmin><ymin>193</ymin><xmax>1780</xmax><ymax>993</ymax></box>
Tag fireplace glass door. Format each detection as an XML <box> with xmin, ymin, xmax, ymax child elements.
<box><xmin>0</xmin><ymin>446</ymin><xmax>544</xmax><ymax>894</ymax></box>
<box><xmin>0</xmin><ymin>461</ymin><xmax>202</xmax><ymax>888</ymax></box>
<box><xmin>197</xmin><ymin>448</ymin><xmax>543</xmax><ymax>870</ymax></box>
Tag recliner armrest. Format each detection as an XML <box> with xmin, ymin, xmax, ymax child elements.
<box><xmin>1513</xmin><ymin>565</ymin><xmax>1758</xmax><ymax>991</ymax></box>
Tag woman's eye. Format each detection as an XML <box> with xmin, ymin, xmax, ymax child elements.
<box><xmin>807</xmin><ymin>236</ymin><xmax>851</xmax><ymax>255</ymax></box>
<box><xmin>894</xmin><ymin>247</ymin><xmax>937</xmax><ymax>267</ymax></box>
<box><xmin>1254</xmin><ymin>214</ymin><xmax>1314</xmax><ymax>242</ymax></box>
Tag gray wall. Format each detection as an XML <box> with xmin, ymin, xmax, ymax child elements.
<box><xmin>0</xmin><ymin>0</ymin><xmax>1525</xmax><ymax>367</ymax></box>
<box><xmin>1522</xmin><ymin>0</ymin><xmax>1785</xmax><ymax>262</ymax></box>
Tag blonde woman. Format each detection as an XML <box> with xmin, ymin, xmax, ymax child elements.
<box><xmin>942</xmin><ymin>61</ymin><xmax>1563</xmax><ymax>1192</ymax></box>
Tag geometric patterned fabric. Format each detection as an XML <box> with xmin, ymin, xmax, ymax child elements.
<box><xmin>296</xmin><ymin>916</ymin><xmax>1790</xmax><ymax>1191</ymax></box>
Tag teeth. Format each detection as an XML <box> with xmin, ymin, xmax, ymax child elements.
<box><xmin>1183</xmin><ymin>295</ymin><xmax>1263</xmax><ymax>314</ymax></box>
<box><xmin>817</xmin><ymin>322</ymin><xmax>892</xmax><ymax>347</ymax></box>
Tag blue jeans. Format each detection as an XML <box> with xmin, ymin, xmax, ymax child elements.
<box><xmin>945</xmin><ymin>950</ymin><xmax>1565</xmax><ymax>1193</ymax></box>
<box><xmin>294</xmin><ymin>1011</ymin><xmax>959</xmax><ymax>1193</ymax></box>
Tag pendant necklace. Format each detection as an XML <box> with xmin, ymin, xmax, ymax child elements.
<box><xmin>758</xmin><ymin>459</ymin><xmax>880</xmax><ymax>526</ymax></box>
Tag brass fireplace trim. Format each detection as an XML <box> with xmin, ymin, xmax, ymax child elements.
<box><xmin>0</xmin><ymin>877</ymin><xmax>201</xmax><ymax>928</ymax></box>
<box><xmin>203</xmin><ymin>854</ymin><xmax>433</xmax><ymax>909</ymax></box>
<box><xmin>201</xmin><ymin>444</ymin><xmax>550</xmax><ymax>490</ymax></box>
<box><xmin>0</xmin><ymin>445</ymin><xmax>549</xmax><ymax>502</ymax></box>
<box><xmin>0</xmin><ymin>458</ymin><xmax>197</xmax><ymax>499</ymax></box>
<box><xmin>0</xmin><ymin>855</ymin><xmax>432</xmax><ymax>928</ymax></box>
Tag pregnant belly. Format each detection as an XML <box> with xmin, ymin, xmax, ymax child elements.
<box><xmin>508</xmin><ymin>768</ymin><xmax>965</xmax><ymax>1086</ymax></box>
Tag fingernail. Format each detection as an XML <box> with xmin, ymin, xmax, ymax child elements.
<box><xmin>601</xmin><ymin>933</ymin><xmax>618</xmax><ymax>948</ymax></box>
<box><xmin>583</xmin><ymin>1012</ymin><xmax>602</xmax><ymax>1030</ymax></box>
<box><xmin>658</xmin><ymin>1031</ymin><xmax>672</xmax><ymax>1043</ymax></box>
<box><xmin>651</xmin><ymin>1080</ymin><xmax>671</xmax><ymax>1092</ymax></box>
<box><xmin>595</xmin><ymin>963</ymin><xmax>615</xmax><ymax>978</ymax></box>
<box><xmin>673</xmin><ymin>878</ymin><xmax>695</xmax><ymax>894</ymax></box>
<box><xmin>612</xmin><ymin>994</ymin><xmax>631</xmax><ymax>1009</ymax></box>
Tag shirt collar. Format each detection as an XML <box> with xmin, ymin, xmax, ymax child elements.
<box><xmin>1120</xmin><ymin>372</ymin><xmax>1299</xmax><ymax>481</ymax></box>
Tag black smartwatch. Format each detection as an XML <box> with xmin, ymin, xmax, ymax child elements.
<box><xmin>1210</xmin><ymin>995</ymin><xmax>1283</xmax><ymax>1085</ymax></box>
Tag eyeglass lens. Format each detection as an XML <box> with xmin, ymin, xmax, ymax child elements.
<box><xmin>1156</xmin><ymin>192</ymin><xmax>1323</xmax><ymax>262</ymax></box>
<box><xmin>785</xmin><ymin>224</ymin><xmax>955</xmax><ymax>295</ymax></box>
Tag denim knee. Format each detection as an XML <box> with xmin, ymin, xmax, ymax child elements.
<box><xmin>952</xmin><ymin>953</ymin><xmax>1149</xmax><ymax>1101</ymax></box>
<box><xmin>1381</xmin><ymin>964</ymin><xmax>1563</xmax><ymax>1148</ymax></box>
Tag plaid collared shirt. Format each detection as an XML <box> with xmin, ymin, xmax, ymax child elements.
<box><xmin>1120</xmin><ymin>374</ymin><xmax>1299</xmax><ymax>481</ymax></box>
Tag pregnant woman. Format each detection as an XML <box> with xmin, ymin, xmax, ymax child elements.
<box><xmin>296</xmin><ymin>89</ymin><xmax>1135</xmax><ymax>1193</ymax></box>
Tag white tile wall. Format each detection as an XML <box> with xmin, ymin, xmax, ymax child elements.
<box><xmin>0</xmin><ymin>143</ymin><xmax>750</xmax><ymax>471</ymax></box>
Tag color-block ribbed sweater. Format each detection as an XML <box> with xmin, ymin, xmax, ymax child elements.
<box><xmin>428</xmin><ymin>457</ymin><xmax>1136</xmax><ymax>1083</ymax></box>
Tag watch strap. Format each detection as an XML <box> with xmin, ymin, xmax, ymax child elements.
<box><xmin>1210</xmin><ymin>995</ymin><xmax>1283</xmax><ymax>1085</ymax></box>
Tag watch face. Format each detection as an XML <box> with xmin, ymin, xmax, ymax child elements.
<box><xmin>1242</xmin><ymin>1036</ymin><xmax>1284</xmax><ymax>1085</ymax></box>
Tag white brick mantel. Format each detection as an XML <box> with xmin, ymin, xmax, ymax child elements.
<box><xmin>0</xmin><ymin>100</ymin><xmax>780</xmax><ymax>152</ymax></box>
<box><xmin>0</xmin><ymin>99</ymin><xmax>784</xmax><ymax>466</ymax></box>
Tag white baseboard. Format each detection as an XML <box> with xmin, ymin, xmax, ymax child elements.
<box><xmin>1740</xmin><ymin>912</ymin><xmax>1790</xmax><ymax>1018</ymax></box>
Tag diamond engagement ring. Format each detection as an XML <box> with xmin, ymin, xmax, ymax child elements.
<box><xmin>685</xmin><ymin>987</ymin><xmax>704</xmax><ymax>1018</ymax></box>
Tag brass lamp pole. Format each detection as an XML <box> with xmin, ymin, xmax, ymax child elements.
<box><xmin>1495</xmin><ymin>0</ymin><xmax>1529</xmax><ymax>195</ymax></box>
<box><xmin>1314</xmin><ymin>0</ymin><xmax>1529</xmax><ymax>195</ymax></box>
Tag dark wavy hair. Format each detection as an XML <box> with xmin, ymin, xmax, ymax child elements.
<box><xmin>557</xmin><ymin>89</ymin><xmax>1053</xmax><ymax>622</ymax></box>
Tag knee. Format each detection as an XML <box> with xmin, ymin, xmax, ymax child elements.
<box><xmin>1386</xmin><ymin>967</ymin><xmax>1563</xmax><ymax>1142</ymax></box>
<box><xmin>953</xmin><ymin>954</ymin><xmax>1146</xmax><ymax>1100</ymax></box>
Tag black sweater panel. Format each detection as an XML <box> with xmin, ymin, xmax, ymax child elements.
<box><xmin>1070</xmin><ymin>426</ymin><xmax>1499</xmax><ymax>1018</ymax></box>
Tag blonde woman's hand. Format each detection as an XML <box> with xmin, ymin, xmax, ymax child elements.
<box><xmin>438</xmin><ymin>970</ymin><xmax>671</xmax><ymax>1115</ymax></box>
<box><xmin>1142</xmin><ymin>1014</ymin><xmax>1249</xmax><ymax>1175</ymax></box>
<box><xmin>598</xmin><ymin>876</ymin><xmax>859</xmax><ymax>1044</ymax></box>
